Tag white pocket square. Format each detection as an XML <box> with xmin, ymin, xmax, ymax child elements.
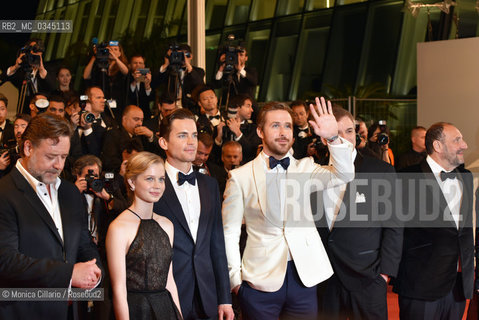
<box><xmin>355</xmin><ymin>192</ymin><xmax>366</xmax><ymax>203</ymax></box>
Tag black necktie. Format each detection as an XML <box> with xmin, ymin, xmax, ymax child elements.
<box><xmin>440</xmin><ymin>170</ymin><xmax>456</xmax><ymax>181</ymax></box>
<box><xmin>208</xmin><ymin>115</ymin><xmax>221</xmax><ymax>120</ymax></box>
<box><xmin>178</xmin><ymin>171</ymin><xmax>196</xmax><ymax>186</ymax></box>
<box><xmin>269</xmin><ymin>157</ymin><xmax>290</xmax><ymax>170</ymax></box>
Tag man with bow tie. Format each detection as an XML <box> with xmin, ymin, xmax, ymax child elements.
<box><xmin>155</xmin><ymin>108</ymin><xmax>234</xmax><ymax>320</ymax></box>
<box><xmin>393</xmin><ymin>122</ymin><xmax>475</xmax><ymax>319</ymax></box>
<box><xmin>291</xmin><ymin>100</ymin><xmax>314</xmax><ymax>159</ymax></box>
<box><xmin>222</xmin><ymin>98</ymin><xmax>354</xmax><ymax>319</ymax></box>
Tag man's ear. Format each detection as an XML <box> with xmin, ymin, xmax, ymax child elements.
<box><xmin>256</xmin><ymin>127</ymin><xmax>264</xmax><ymax>140</ymax></box>
<box><xmin>23</xmin><ymin>140</ymin><xmax>33</xmax><ymax>157</ymax></box>
<box><xmin>159</xmin><ymin>137</ymin><xmax>168</xmax><ymax>151</ymax></box>
<box><xmin>432</xmin><ymin>140</ymin><xmax>442</xmax><ymax>154</ymax></box>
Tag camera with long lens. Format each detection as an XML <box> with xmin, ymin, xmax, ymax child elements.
<box><xmin>79</xmin><ymin>95</ymin><xmax>96</xmax><ymax>124</ymax></box>
<box><xmin>94</xmin><ymin>40</ymin><xmax>117</xmax><ymax>70</ymax></box>
<box><xmin>168</xmin><ymin>43</ymin><xmax>185</xmax><ymax>68</ymax></box>
<box><xmin>219</xmin><ymin>34</ymin><xmax>243</xmax><ymax>74</ymax></box>
<box><xmin>19</xmin><ymin>42</ymin><xmax>44</xmax><ymax>71</ymax></box>
<box><xmin>377</xmin><ymin>120</ymin><xmax>389</xmax><ymax>146</ymax></box>
<box><xmin>85</xmin><ymin>170</ymin><xmax>116</xmax><ymax>193</ymax></box>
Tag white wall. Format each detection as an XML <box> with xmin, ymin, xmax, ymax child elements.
<box><xmin>417</xmin><ymin>37</ymin><xmax>479</xmax><ymax>165</ymax></box>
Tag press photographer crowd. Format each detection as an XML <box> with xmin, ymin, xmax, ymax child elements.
<box><xmin>0</xmin><ymin>36</ymin><xmax>476</xmax><ymax>320</ymax></box>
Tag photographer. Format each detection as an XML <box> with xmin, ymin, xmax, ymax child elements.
<box><xmin>6</xmin><ymin>39</ymin><xmax>51</xmax><ymax>114</ymax></box>
<box><xmin>156</xmin><ymin>44</ymin><xmax>205</xmax><ymax>111</ymax></box>
<box><xmin>126</xmin><ymin>54</ymin><xmax>154</xmax><ymax>119</ymax></box>
<box><xmin>213</xmin><ymin>44</ymin><xmax>258</xmax><ymax>112</ymax></box>
<box><xmin>0</xmin><ymin>113</ymin><xmax>29</xmax><ymax>179</ymax></box>
<box><xmin>217</xmin><ymin>94</ymin><xmax>261</xmax><ymax>164</ymax></box>
<box><xmin>367</xmin><ymin>121</ymin><xmax>394</xmax><ymax>165</ymax></box>
<box><xmin>83</xmin><ymin>40</ymin><xmax>129</xmax><ymax>119</ymax></box>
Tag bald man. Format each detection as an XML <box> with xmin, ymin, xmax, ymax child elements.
<box><xmin>395</xmin><ymin>126</ymin><xmax>426</xmax><ymax>171</ymax></box>
<box><xmin>100</xmin><ymin>105</ymin><xmax>156</xmax><ymax>172</ymax></box>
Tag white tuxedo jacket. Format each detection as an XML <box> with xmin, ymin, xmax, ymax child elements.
<box><xmin>222</xmin><ymin>138</ymin><xmax>354</xmax><ymax>292</ymax></box>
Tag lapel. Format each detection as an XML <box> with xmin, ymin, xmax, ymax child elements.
<box><xmin>252</xmin><ymin>155</ymin><xmax>267</xmax><ymax>218</ymax></box>
<box><xmin>11</xmin><ymin>168</ymin><xmax>64</xmax><ymax>246</ymax></box>
<box><xmin>195</xmin><ymin>174</ymin><xmax>211</xmax><ymax>246</ymax></box>
<box><xmin>58</xmin><ymin>184</ymin><xmax>75</xmax><ymax>252</ymax></box>
<box><xmin>163</xmin><ymin>175</ymin><xmax>194</xmax><ymax>240</ymax></box>
<box><xmin>455</xmin><ymin>167</ymin><xmax>472</xmax><ymax>230</ymax></box>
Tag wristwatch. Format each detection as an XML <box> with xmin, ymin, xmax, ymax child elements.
<box><xmin>107</xmin><ymin>193</ymin><xmax>114</xmax><ymax>202</ymax></box>
<box><xmin>327</xmin><ymin>135</ymin><xmax>339</xmax><ymax>143</ymax></box>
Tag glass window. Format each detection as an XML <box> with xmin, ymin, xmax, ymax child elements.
<box><xmin>206</xmin><ymin>0</ymin><xmax>228</xmax><ymax>29</ymax></box>
<box><xmin>244</xmin><ymin>28</ymin><xmax>271</xmax><ymax>98</ymax></box>
<box><xmin>305</xmin><ymin>0</ymin><xmax>335</xmax><ymax>10</ymax></box>
<box><xmin>321</xmin><ymin>5</ymin><xmax>368</xmax><ymax>96</ymax></box>
<box><xmin>264</xmin><ymin>35</ymin><xmax>298</xmax><ymax>101</ymax></box>
<box><xmin>356</xmin><ymin>2</ymin><xmax>403</xmax><ymax>92</ymax></box>
<box><xmin>225</xmin><ymin>0</ymin><xmax>251</xmax><ymax>25</ymax></box>
<box><xmin>250</xmin><ymin>0</ymin><xmax>277</xmax><ymax>21</ymax></box>
<box><xmin>276</xmin><ymin>0</ymin><xmax>305</xmax><ymax>16</ymax></box>
<box><xmin>336</xmin><ymin>0</ymin><xmax>367</xmax><ymax>6</ymax></box>
<box><xmin>205</xmin><ymin>34</ymin><xmax>222</xmax><ymax>83</ymax></box>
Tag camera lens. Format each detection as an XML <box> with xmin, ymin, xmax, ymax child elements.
<box><xmin>84</xmin><ymin>112</ymin><xmax>96</xmax><ymax>124</ymax></box>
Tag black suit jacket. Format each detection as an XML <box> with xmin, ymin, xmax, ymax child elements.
<box><xmin>213</xmin><ymin>66</ymin><xmax>258</xmax><ymax>103</ymax></box>
<box><xmin>315</xmin><ymin>153</ymin><xmax>403</xmax><ymax>291</ymax></box>
<box><xmin>153</xmin><ymin>173</ymin><xmax>231</xmax><ymax>319</ymax></box>
<box><xmin>0</xmin><ymin>167</ymin><xmax>102</xmax><ymax>319</ymax></box>
<box><xmin>392</xmin><ymin>159</ymin><xmax>474</xmax><ymax>300</ymax></box>
<box><xmin>0</xmin><ymin>121</ymin><xmax>15</xmax><ymax>147</ymax></box>
<box><xmin>126</xmin><ymin>76</ymin><xmax>155</xmax><ymax>119</ymax></box>
<box><xmin>81</xmin><ymin>113</ymin><xmax>117</xmax><ymax>157</ymax></box>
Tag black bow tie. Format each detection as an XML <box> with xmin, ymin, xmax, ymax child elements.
<box><xmin>208</xmin><ymin>115</ymin><xmax>221</xmax><ymax>120</ymax></box>
<box><xmin>440</xmin><ymin>170</ymin><xmax>456</xmax><ymax>181</ymax></box>
<box><xmin>178</xmin><ymin>171</ymin><xmax>196</xmax><ymax>186</ymax></box>
<box><xmin>269</xmin><ymin>157</ymin><xmax>290</xmax><ymax>170</ymax></box>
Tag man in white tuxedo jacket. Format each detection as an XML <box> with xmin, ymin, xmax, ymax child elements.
<box><xmin>222</xmin><ymin>98</ymin><xmax>355</xmax><ymax>320</ymax></box>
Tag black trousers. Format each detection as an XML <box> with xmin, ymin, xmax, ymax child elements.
<box><xmin>321</xmin><ymin>274</ymin><xmax>388</xmax><ymax>320</ymax></box>
<box><xmin>398</xmin><ymin>273</ymin><xmax>466</xmax><ymax>320</ymax></box>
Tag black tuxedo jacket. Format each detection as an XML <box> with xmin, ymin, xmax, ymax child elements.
<box><xmin>81</xmin><ymin>113</ymin><xmax>117</xmax><ymax>157</ymax></box>
<box><xmin>292</xmin><ymin>125</ymin><xmax>314</xmax><ymax>160</ymax></box>
<box><xmin>315</xmin><ymin>153</ymin><xmax>402</xmax><ymax>291</ymax></box>
<box><xmin>393</xmin><ymin>159</ymin><xmax>474</xmax><ymax>300</ymax></box>
<box><xmin>153</xmin><ymin>173</ymin><xmax>231</xmax><ymax>318</ymax></box>
<box><xmin>100</xmin><ymin>126</ymin><xmax>157</xmax><ymax>173</ymax></box>
<box><xmin>0</xmin><ymin>167</ymin><xmax>102</xmax><ymax>319</ymax></box>
<box><xmin>0</xmin><ymin>121</ymin><xmax>15</xmax><ymax>147</ymax></box>
<box><xmin>236</xmin><ymin>121</ymin><xmax>261</xmax><ymax>164</ymax></box>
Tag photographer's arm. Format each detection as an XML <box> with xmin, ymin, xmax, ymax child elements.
<box><xmin>83</xmin><ymin>56</ymin><xmax>96</xmax><ymax>80</ymax></box>
<box><xmin>6</xmin><ymin>53</ymin><xmax>25</xmax><ymax>76</ymax></box>
<box><xmin>36</xmin><ymin>53</ymin><xmax>47</xmax><ymax>79</ymax></box>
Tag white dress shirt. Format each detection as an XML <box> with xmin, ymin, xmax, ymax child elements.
<box><xmin>16</xmin><ymin>159</ymin><xmax>64</xmax><ymax>241</ymax></box>
<box><xmin>165</xmin><ymin>161</ymin><xmax>202</xmax><ymax>242</ymax></box>
<box><xmin>426</xmin><ymin>156</ymin><xmax>463</xmax><ymax>229</ymax></box>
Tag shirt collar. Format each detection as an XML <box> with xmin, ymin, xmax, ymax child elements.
<box><xmin>426</xmin><ymin>155</ymin><xmax>452</xmax><ymax>175</ymax></box>
<box><xmin>16</xmin><ymin>159</ymin><xmax>61</xmax><ymax>192</ymax></box>
<box><xmin>0</xmin><ymin>121</ymin><xmax>5</xmax><ymax>130</ymax></box>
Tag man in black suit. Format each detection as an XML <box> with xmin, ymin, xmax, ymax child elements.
<box><xmin>213</xmin><ymin>47</ymin><xmax>258</xmax><ymax>110</ymax></box>
<box><xmin>395</xmin><ymin>126</ymin><xmax>427</xmax><ymax>171</ymax></box>
<box><xmin>156</xmin><ymin>44</ymin><xmax>205</xmax><ymax>111</ymax></box>
<box><xmin>101</xmin><ymin>105</ymin><xmax>157</xmax><ymax>173</ymax></box>
<box><xmin>154</xmin><ymin>109</ymin><xmax>234</xmax><ymax>320</ymax></box>
<box><xmin>0</xmin><ymin>113</ymin><xmax>102</xmax><ymax>319</ymax></box>
<box><xmin>126</xmin><ymin>54</ymin><xmax>155</xmax><ymax>119</ymax></box>
<box><xmin>314</xmin><ymin>107</ymin><xmax>402</xmax><ymax>319</ymax></box>
<box><xmin>393</xmin><ymin>122</ymin><xmax>474</xmax><ymax>319</ymax></box>
<box><xmin>80</xmin><ymin>86</ymin><xmax>117</xmax><ymax>157</ymax></box>
<box><xmin>220</xmin><ymin>94</ymin><xmax>261</xmax><ymax>164</ymax></box>
<box><xmin>0</xmin><ymin>93</ymin><xmax>16</xmax><ymax>175</ymax></box>
<box><xmin>291</xmin><ymin>100</ymin><xmax>314</xmax><ymax>160</ymax></box>
<box><xmin>192</xmin><ymin>132</ymin><xmax>228</xmax><ymax>197</ymax></box>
